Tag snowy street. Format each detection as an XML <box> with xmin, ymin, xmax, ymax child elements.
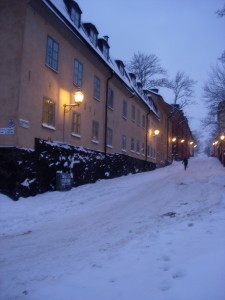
<box><xmin>0</xmin><ymin>157</ymin><xmax>225</xmax><ymax>300</ymax></box>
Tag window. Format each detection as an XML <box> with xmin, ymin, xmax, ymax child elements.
<box><xmin>72</xmin><ymin>111</ymin><xmax>81</xmax><ymax>136</ymax></box>
<box><xmin>122</xmin><ymin>100</ymin><xmax>127</xmax><ymax>119</ymax></box>
<box><xmin>131</xmin><ymin>138</ymin><xmax>135</xmax><ymax>151</ymax></box>
<box><xmin>122</xmin><ymin>135</ymin><xmax>127</xmax><ymax>151</ymax></box>
<box><xmin>147</xmin><ymin>145</ymin><xmax>150</xmax><ymax>157</ymax></box>
<box><xmin>107</xmin><ymin>128</ymin><xmax>113</xmax><ymax>147</ymax></box>
<box><xmin>71</xmin><ymin>7</ymin><xmax>80</xmax><ymax>27</ymax></box>
<box><xmin>90</xmin><ymin>30</ymin><xmax>98</xmax><ymax>46</ymax></box>
<box><xmin>136</xmin><ymin>140</ymin><xmax>140</xmax><ymax>153</ymax></box>
<box><xmin>142</xmin><ymin>115</ymin><xmax>146</xmax><ymax>129</ymax></box>
<box><xmin>94</xmin><ymin>75</ymin><xmax>100</xmax><ymax>100</ymax></box>
<box><xmin>42</xmin><ymin>98</ymin><xmax>55</xmax><ymax>127</ymax></box>
<box><xmin>92</xmin><ymin>121</ymin><xmax>99</xmax><ymax>142</ymax></box>
<box><xmin>131</xmin><ymin>104</ymin><xmax>135</xmax><ymax>122</ymax></box>
<box><xmin>74</xmin><ymin>59</ymin><xmax>83</xmax><ymax>87</ymax></box>
<box><xmin>141</xmin><ymin>143</ymin><xmax>145</xmax><ymax>155</ymax></box>
<box><xmin>45</xmin><ymin>36</ymin><xmax>59</xmax><ymax>71</ymax></box>
<box><xmin>137</xmin><ymin>109</ymin><xmax>140</xmax><ymax>126</ymax></box>
<box><xmin>102</xmin><ymin>44</ymin><xmax>109</xmax><ymax>60</ymax></box>
<box><xmin>108</xmin><ymin>87</ymin><xmax>114</xmax><ymax>109</ymax></box>
<box><xmin>119</xmin><ymin>65</ymin><xmax>124</xmax><ymax>76</ymax></box>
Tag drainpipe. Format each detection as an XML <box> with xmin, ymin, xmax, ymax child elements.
<box><xmin>104</xmin><ymin>71</ymin><xmax>114</xmax><ymax>153</ymax></box>
<box><xmin>145</xmin><ymin>110</ymin><xmax>151</xmax><ymax>161</ymax></box>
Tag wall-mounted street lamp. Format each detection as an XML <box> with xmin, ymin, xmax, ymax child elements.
<box><xmin>181</xmin><ymin>139</ymin><xmax>185</xmax><ymax>143</ymax></box>
<box><xmin>220</xmin><ymin>134</ymin><xmax>225</xmax><ymax>140</ymax></box>
<box><xmin>63</xmin><ymin>91</ymin><xmax>84</xmax><ymax>142</ymax></box>
<box><xmin>153</xmin><ymin>129</ymin><xmax>160</xmax><ymax>136</ymax></box>
<box><xmin>172</xmin><ymin>137</ymin><xmax>177</xmax><ymax>142</ymax></box>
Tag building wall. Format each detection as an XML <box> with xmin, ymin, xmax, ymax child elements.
<box><xmin>0</xmin><ymin>0</ymin><xmax>27</xmax><ymax>146</ymax></box>
<box><xmin>0</xmin><ymin>0</ymin><xmax>184</xmax><ymax>166</ymax></box>
<box><xmin>0</xmin><ymin>0</ymin><xmax>153</xmax><ymax>162</ymax></box>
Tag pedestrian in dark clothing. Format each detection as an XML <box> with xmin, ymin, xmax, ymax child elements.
<box><xmin>182</xmin><ymin>158</ymin><xmax>188</xmax><ymax>170</ymax></box>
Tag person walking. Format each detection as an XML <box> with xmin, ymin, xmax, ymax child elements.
<box><xmin>182</xmin><ymin>157</ymin><xmax>188</xmax><ymax>171</ymax></box>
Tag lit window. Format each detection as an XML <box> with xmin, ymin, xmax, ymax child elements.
<box><xmin>45</xmin><ymin>36</ymin><xmax>59</xmax><ymax>71</ymax></box>
<box><xmin>42</xmin><ymin>98</ymin><xmax>55</xmax><ymax>127</ymax></box>
<box><xmin>94</xmin><ymin>75</ymin><xmax>100</xmax><ymax>100</ymax></box>
<box><xmin>92</xmin><ymin>121</ymin><xmax>99</xmax><ymax>141</ymax></box>
<box><xmin>72</xmin><ymin>111</ymin><xmax>81</xmax><ymax>136</ymax></box>
<box><xmin>74</xmin><ymin>59</ymin><xmax>83</xmax><ymax>87</ymax></box>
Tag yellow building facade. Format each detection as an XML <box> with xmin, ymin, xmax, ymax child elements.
<box><xmin>0</xmin><ymin>0</ymin><xmax>172</xmax><ymax>165</ymax></box>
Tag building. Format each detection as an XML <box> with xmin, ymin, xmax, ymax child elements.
<box><xmin>213</xmin><ymin>100</ymin><xmax>225</xmax><ymax>165</ymax></box>
<box><xmin>148</xmin><ymin>90</ymin><xmax>173</xmax><ymax>165</ymax></box>
<box><xmin>0</xmin><ymin>0</ymin><xmax>191</xmax><ymax>166</ymax></box>
<box><xmin>170</xmin><ymin>105</ymin><xmax>195</xmax><ymax>160</ymax></box>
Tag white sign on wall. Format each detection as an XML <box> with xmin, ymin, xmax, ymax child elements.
<box><xmin>0</xmin><ymin>128</ymin><xmax>15</xmax><ymax>134</ymax></box>
<box><xmin>19</xmin><ymin>119</ymin><xmax>30</xmax><ymax>129</ymax></box>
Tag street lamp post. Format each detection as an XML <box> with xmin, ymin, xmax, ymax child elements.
<box><xmin>63</xmin><ymin>91</ymin><xmax>84</xmax><ymax>142</ymax></box>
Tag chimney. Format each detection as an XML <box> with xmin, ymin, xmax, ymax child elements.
<box><xmin>103</xmin><ymin>35</ymin><xmax>109</xmax><ymax>42</ymax></box>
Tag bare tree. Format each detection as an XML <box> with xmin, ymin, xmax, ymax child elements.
<box><xmin>203</xmin><ymin>56</ymin><xmax>225</xmax><ymax>116</ymax></box>
<box><xmin>216</xmin><ymin>3</ymin><xmax>225</xmax><ymax>17</ymax></box>
<box><xmin>202</xmin><ymin>52</ymin><xmax>225</xmax><ymax>147</ymax></box>
<box><xmin>168</xmin><ymin>70</ymin><xmax>196</xmax><ymax>108</ymax></box>
<box><xmin>127</xmin><ymin>52</ymin><xmax>168</xmax><ymax>89</ymax></box>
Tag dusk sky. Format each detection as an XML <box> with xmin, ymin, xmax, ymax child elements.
<box><xmin>80</xmin><ymin>0</ymin><xmax>225</xmax><ymax>142</ymax></box>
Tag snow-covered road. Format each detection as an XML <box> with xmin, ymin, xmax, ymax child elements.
<box><xmin>1</xmin><ymin>157</ymin><xmax>225</xmax><ymax>300</ymax></box>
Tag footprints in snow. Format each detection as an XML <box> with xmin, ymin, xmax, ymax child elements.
<box><xmin>158</xmin><ymin>253</ymin><xmax>186</xmax><ymax>292</ymax></box>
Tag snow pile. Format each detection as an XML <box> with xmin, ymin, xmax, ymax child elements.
<box><xmin>0</xmin><ymin>157</ymin><xmax>225</xmax><ymax>300</ymax></box>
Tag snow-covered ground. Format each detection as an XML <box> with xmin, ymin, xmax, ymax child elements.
<box><xmin>1</xmin><ymin>156</ymin><xmax>225</xmax><ymax>300</ymax></box>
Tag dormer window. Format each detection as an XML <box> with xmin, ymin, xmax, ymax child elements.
<box><xmin>71</xmin><ymin>7</ymin><xmax>80</xmax><ymax>27</ymax></box>
<box><xmin>90</xmin><ymin>30</ymin><xmax>97</xmax><ymax>46</ymax></box>
<box><xmin>64</xmin><ymin>0</ymin><xmax>82</xmax><ymax>28</ymax></box>
<box><xmin>129</xmin><ymin>73</ymin><xmax>136</xmax><ymax>87</ymax></box>
<box><xmin>98</xmin><ymin>37</ymin><xmax>110</xmax><ymax>60</ymax></box>
<box><xmin>115</xmin><ymin>60</ymin><xmax>125</xmax><ymax>76</ymax></box>
<box><xmin>102</xmin><ymin>44</ymin><xmax>109</xmax><ymax>60</ymax></box>
<box><xmin>137</xmin><ymin>82</ymin><xmax>143</xmax><ymax>94</ymax></box>
<box><xmin>83</xmin><ymin>23</ymin><xmax>98</xmax><ymax>47</ymax></box>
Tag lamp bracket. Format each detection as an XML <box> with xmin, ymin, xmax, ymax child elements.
<box><xmin>63</xmin><ymin>103</ymin><xmax>80</xmax><ymax>113</ymax></box>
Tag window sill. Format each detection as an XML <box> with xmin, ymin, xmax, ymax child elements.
<box><xmin>91</xmin><ymin>139</ymin><xmax>99</xmax><ymax>144</ymax></box>
<box><xmin>107</xmin><ymin>144</ymin><xmax>113</xmax><ymax>149</ymax></box>
<box><xmin>45</xmin><ymin>64</ymin><xmax>58</xmax><ymax>74</ymax></box>
<box><xmin>42</xmin><ymin>123</ymin><xmax>56</xmax><ymax>130</ymax></box>
<box><xmin>71</xmin><ymin>133</ymin><xmax>81</xmax><ymax>138</ymax></box>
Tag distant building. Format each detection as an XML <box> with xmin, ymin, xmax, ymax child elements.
<box><xmin>214</xmin><ymin>100</ymin><xmax>225</xmax><ymax>165</ymax></box>
<box><xmin>170</xmin><ymin>105</ymin><xmax>195</xmax><ymax>160</ymax></box>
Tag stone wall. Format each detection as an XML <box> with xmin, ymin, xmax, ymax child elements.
<box><xmin>0</xmin><ymin>138</ymin><xmax>156</xmax><ymax>200</ymax></box>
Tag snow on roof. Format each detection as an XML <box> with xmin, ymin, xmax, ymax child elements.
<box><xmin>42</xmin><ymin>0</ymin><xmax>159</xmax><ymax>118</ymax></box>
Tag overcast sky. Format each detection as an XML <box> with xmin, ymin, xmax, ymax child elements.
<box><xmin>79</xmin><ymin>0</ymin><xmax>225</xmax><ymax>140</ymax></box>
